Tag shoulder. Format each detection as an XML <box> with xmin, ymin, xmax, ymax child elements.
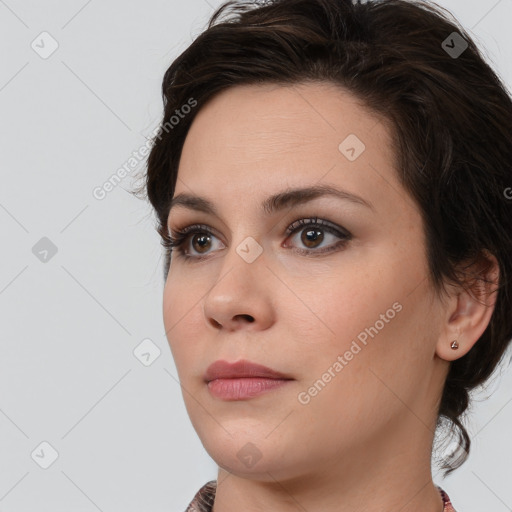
<box><xmin>184</xmin><ymin>481</ymin><xmax>457</xmax><ymax>512</ymax></box>
<box><xmin>185</xmin><ymin>480</ymin><xmax>217</xmax><ymax>512</ymax></box>
<box><xmin>437</xmin><ymin>485</ymin><xmax>458</xmax><ymax>512</ymax></box>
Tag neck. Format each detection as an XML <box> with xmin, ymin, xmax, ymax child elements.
<box><xmin>211</xmin><ymin>412</ymin><xmax>445</xmax><ymax>512</ymax></box>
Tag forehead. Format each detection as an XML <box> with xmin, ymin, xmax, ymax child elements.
<box><xmin>174</xmin><ymin>82</ymin><xmax>397</xmax><ymax>212</ymax></box>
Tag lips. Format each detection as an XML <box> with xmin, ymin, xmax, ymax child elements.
<box><xmin>204</xmin><ymin>359</ymin><xmax>293</xmax><ymax>382</ymax></box>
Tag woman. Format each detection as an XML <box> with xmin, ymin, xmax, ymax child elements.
<box><xmin>134</xmin><ymin>0</ymin><xmax>512</xmax><ymax>510</ymax></box>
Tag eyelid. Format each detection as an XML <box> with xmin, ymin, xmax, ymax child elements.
<box><xmin>284</xmin><ymin>216</ymin><xmax>350</xmax><ymax>237</ymax></box>
<box><xmin>167</xmin><ymin>216</ymin><xmax>352</xmax><ymax>261</ymax></box>
<box><xmin>168</xmin><ymin>222</ymin><xmax>225</xmax><ymax>244</ymax></box>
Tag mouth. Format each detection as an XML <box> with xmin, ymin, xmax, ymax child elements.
<box><xmin>204</xmin><ymin>359</ymin><xmax>294</xmax><ymax>401</ymax></box>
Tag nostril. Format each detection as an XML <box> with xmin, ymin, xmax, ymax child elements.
<box><xmin>235</xmin><ymin>314</ymin><xmax>254</xmax><ymax>322</ymax></box>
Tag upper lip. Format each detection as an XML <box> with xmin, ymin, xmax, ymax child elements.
<box><xmin>204</xmin><ymin>359</ymin><xmax>293</xmax><ymax>382</ymax></box>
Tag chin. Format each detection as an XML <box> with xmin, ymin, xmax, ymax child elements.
<box><xmin>197</xmin><ymin>426</ymin><xmax>291</xmax><ymax>475</ymax></box>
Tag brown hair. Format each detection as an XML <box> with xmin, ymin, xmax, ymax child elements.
<box><xmin>133</xmin><ymin>0</ymin><xmax>512</xmax><ymax>475</ymax></box>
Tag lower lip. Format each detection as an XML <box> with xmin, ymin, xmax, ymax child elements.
<box><xmin>207</xmin><ymin>377</ymin><xmax>292</xmax><ymax>400</ymax></box>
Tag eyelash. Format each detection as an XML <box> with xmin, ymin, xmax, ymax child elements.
<box><xmin>165</xmin><ymin>217</ymin><xmax>352</xmax><ymax>262</ymax></box>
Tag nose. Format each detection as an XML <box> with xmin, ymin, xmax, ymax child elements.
<box><xmin>203</xmin><ymin>241</ymin><xmax>275</xmax><ymax>332</ymax></box>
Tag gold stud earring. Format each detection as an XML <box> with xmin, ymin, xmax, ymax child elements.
<box><xmin>450</xmin><ymin>340</ymin><xmax>459</xmax><ymax>350</ymax></box>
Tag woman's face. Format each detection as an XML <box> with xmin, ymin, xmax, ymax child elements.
<box><xmin>163</xmin><ymin>82</ymin><xmax>449</xmax><ymax>481</ymax></box>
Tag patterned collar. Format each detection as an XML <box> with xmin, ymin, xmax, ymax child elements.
<box><xmin>185</xmin><ymin>480</ymin><xmax>457</xmax><ymax>511</ymax></box>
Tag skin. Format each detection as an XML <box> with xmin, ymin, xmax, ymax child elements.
<box><xmin>162</xmin><ymin>82</ymin><xmax>498</xmax><ymax>512</ymax></box>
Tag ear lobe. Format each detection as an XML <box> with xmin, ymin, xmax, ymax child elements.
<box><xmin>435</xmin><ymin>250</ymin><xmax>500</xmax><ymax>362</ymax></box>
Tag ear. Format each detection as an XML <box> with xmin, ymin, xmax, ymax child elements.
<box><xmin>436</xmin><ymin>250</ymin><xmax>500</xmax><ymax>362</ymax></box>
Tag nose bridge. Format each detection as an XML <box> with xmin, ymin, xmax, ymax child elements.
<box><xmin>202</xmin><ymin>228</ymin><xmax>275</xmax><ymax>331</ymax></box>
<box><xmin>216</xmin><ymin>207</ymin><xmax>267</xmax><ymax>271</ymax></box>
<box><xmin>219</xmin><ymin>229</ymin><xmax>267</xmax><ymax>286</ymax></box>
<box><xmin>203</xmin><ymin>225</ymin><xmax>271</xmax><ymax>305</ymax></box>
<box><xmin>202</xmin><ymin>194</ymin><xmax>277</xmax><ymax>290</ymax></box>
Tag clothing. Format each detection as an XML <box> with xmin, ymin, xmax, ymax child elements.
<box><xmin>185</xmin><ymin>480</ymin><xmax>457</xmax><ymax>511</ymax></box>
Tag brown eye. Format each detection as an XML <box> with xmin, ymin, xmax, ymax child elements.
<box><xmin>167</xmin><ymin>224</ymin><xmax>224</xmax><ymax>260</ymax></box>
<box><xmin>168</xmin><ymin>218</ymin><xmax>351</xmax><ymax>262</ymax></box>
<box><xmin>285</xmin><ymin>217</ymin><xmax>351</xmax><ymax>255</ymax></box>
<box><xmin>301</xmin><ymin>228</ymin><xmax>324</xmax><ymax>248</ymax></box>
<box><xmin>191</xmin><ymin>233</ymin><xmax>212</xmax><ymax>253</ymax></box>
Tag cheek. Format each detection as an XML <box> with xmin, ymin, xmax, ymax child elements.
<box><xmin>163</xmin><ymin>263</ymin><xmax>207</xmax><ymax>327</ymax></box>
<box><xmin>291</xmin><ymin>300</ymin><xmax>423</xmax><ymax>451</ymax></box>
<box><xmin>300</xmin><ymin>279</ymin><xmax>435</xmax><ymax>428</ymax></box>
<box><xmin>282</xmin><ymin>254</ymin><xmax>403</xmax><ymax>349</ymax></box>
<box><xmin>288</xmin><ymin>242</ymin><xmax>429</xmax><ymax>389</ymax></box>
<box><xmin>162</xmin><ymin>273</ymin><xmax>205</xmax><ymax>373</ymax></box>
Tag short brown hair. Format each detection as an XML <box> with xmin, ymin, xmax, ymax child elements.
<box><xmin>133</xmin><ymin>0</ymin><xmax>512</xmax><ymax>475</ymax></box>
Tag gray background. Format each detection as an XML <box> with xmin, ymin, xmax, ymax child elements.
<box><xmin>1</xmin><ymin>1</ymin><xmax>511</xmax><ymax>511</ymax></box>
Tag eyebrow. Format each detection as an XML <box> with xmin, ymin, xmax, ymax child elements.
<box><xmin>167</xmin><ymin>184</ymin><xmax>375</xmax><ymax>219</ymax></box>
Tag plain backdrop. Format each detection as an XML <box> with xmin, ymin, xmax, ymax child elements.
<box><xmin>1</xmin><ymin>1</ymin><xmax>511</xmax><ymax>511</ymax></box>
